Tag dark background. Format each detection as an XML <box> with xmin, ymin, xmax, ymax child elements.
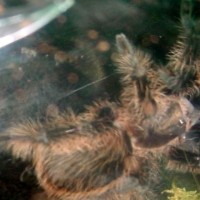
<box><xmin>0</xmin><ymin>0</ymin><xmax>199</xmax><ymax>199</ymax></box>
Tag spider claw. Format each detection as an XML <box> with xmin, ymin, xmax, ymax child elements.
<box><xmin>116</xmin><ymin>33</ymin><xmax>133</xmax><ymax>55</ymax></box>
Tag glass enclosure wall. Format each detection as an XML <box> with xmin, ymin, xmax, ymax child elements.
<box><xmin>0</xmin><ymin>1</ymin><xmax>199</xmax><ymax>200</ymax></box>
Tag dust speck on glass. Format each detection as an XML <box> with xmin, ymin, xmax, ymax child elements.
<box><xmin>0</xmin><ymin>0</ymin><xmax>199</xmax><ymax>200</ymax></box>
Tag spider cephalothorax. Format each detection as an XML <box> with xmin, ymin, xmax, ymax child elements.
<box><xmin>0</xmin><ymin>0</ymin><xmax>200</xmax><ymax>200</ymax></box>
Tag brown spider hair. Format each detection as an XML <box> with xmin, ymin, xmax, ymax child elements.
<box><xmin>0</xmin><ymin>1</ymin><xmax>200</xmax><ymax>199</ymax></box>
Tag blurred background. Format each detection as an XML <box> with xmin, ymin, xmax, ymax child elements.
<box><xmin>0</xmin><ymin>0</ymin><xmax>182</xmax><ymax>128</ymax></box>
<box><xmin>0</xmin><ymin>0</ymin><xmax>199</xmax><ymax>199</ymax></box>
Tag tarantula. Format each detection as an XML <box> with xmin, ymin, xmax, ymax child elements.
<box><xmin>0</xmin><ymin>0</ymin><xmax>200</xmax><ymax>200</ymax></box>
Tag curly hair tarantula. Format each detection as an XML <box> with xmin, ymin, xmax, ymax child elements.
<box><xmin>1</xmin><ymin>0</ymin><xmax>200</xmax><ymax>200</ymax></box>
